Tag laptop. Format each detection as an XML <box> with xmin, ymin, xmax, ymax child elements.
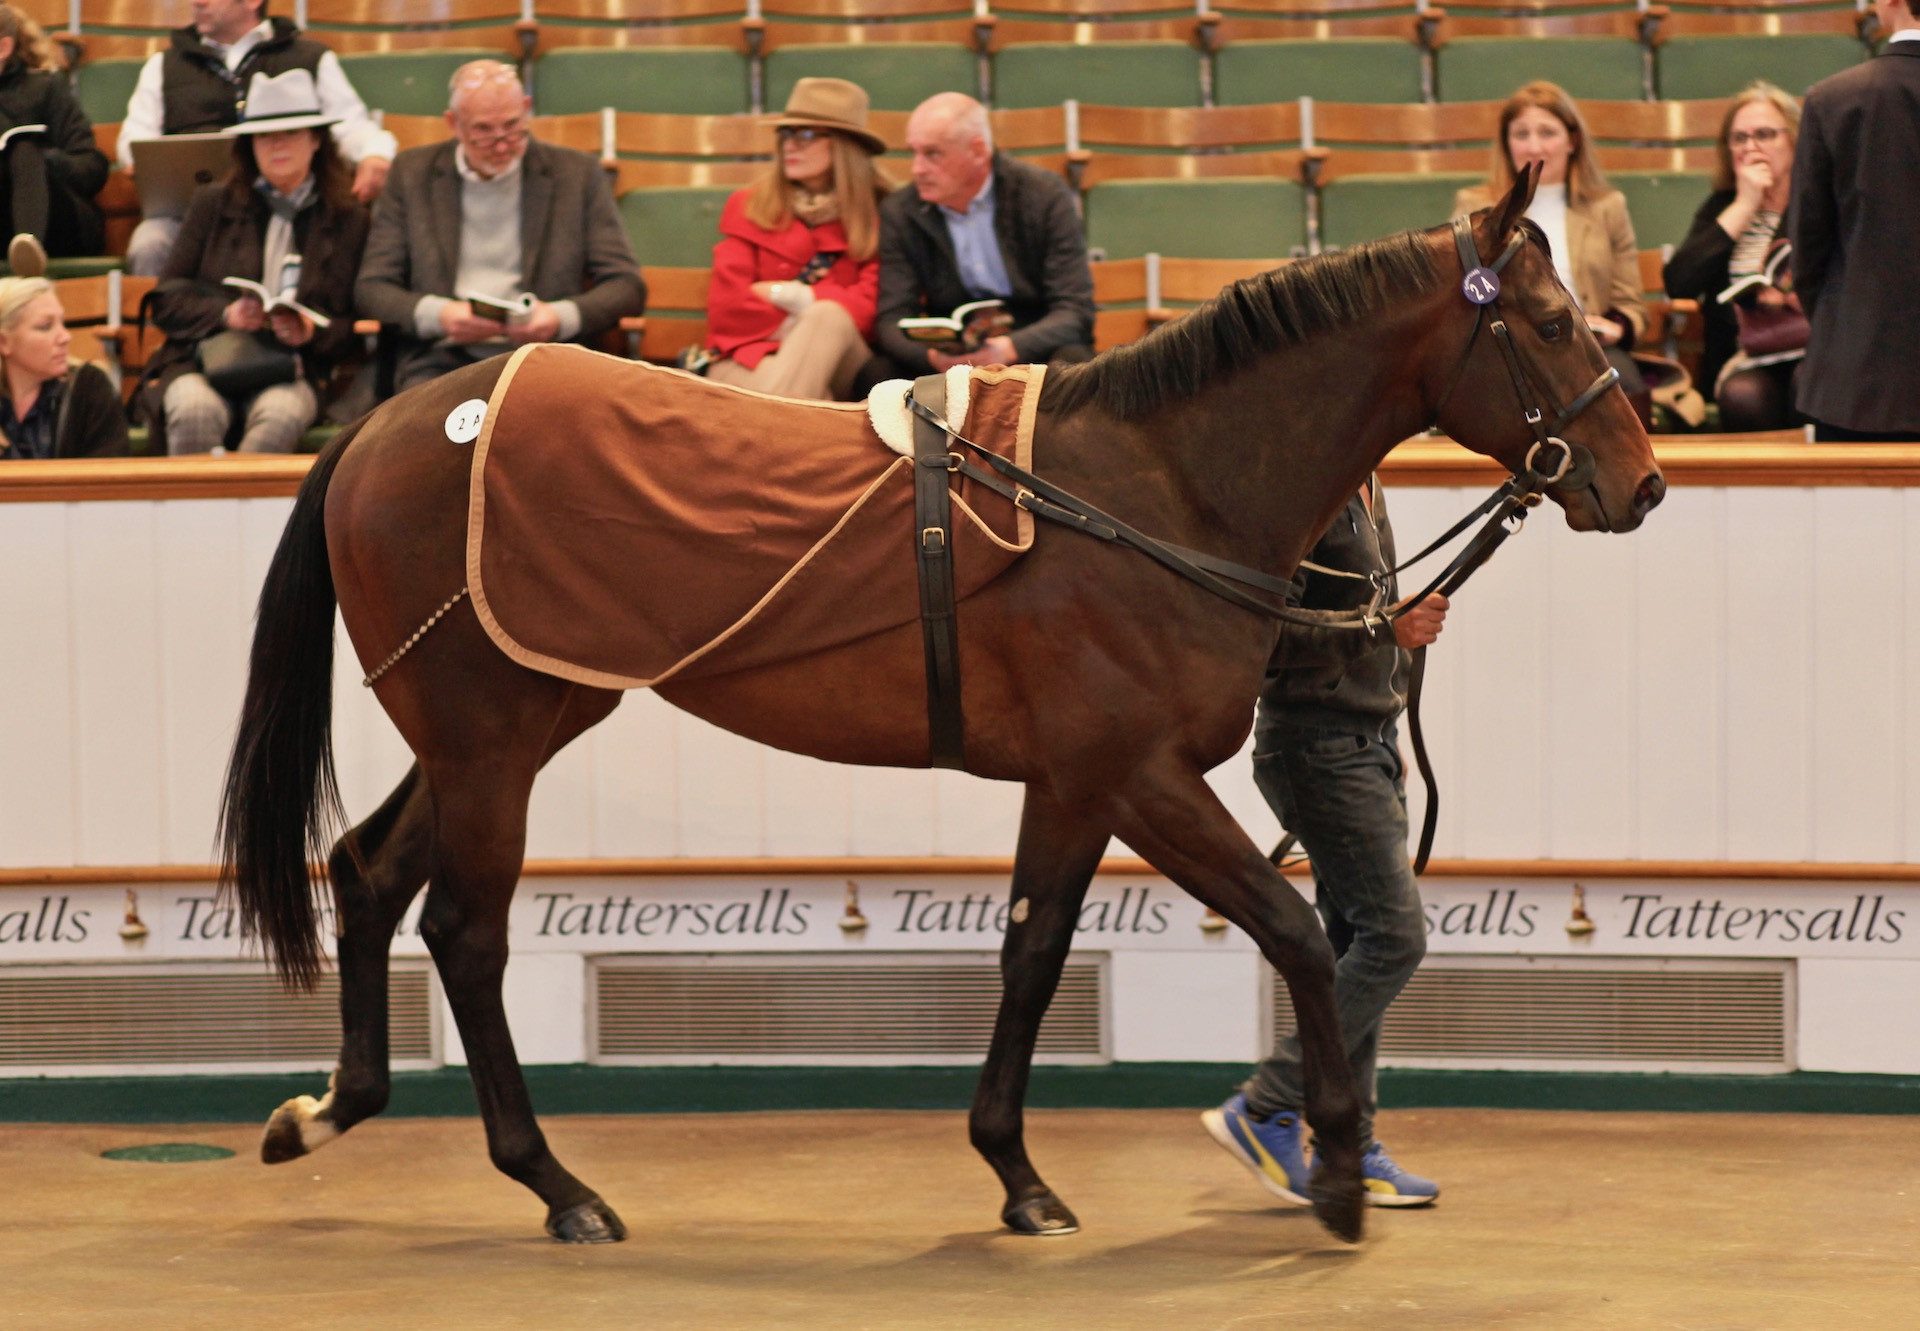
<box><xmin>129</xmin><ymin>133</ymin><xmax>238</xmax><ymax>217</ymax></box>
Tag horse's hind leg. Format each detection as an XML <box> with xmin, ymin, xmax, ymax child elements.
<box><xmin>970</xmin><ymin>786</ymin><xmax>1109</xmax><ymax>1236</ymax></box>
<box><xmin>1109</xmin><ymin>762</ymin><xmax>1366</xmax><ymax>1243</ymax></box>
<box><xmin>262</xmin><ymin>766</ymin><xmax>433</xmax><ymax>1164</ymax></box>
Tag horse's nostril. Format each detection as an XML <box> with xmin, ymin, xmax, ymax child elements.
<box><xmin>1633</xmin><ymin>472</ymin><xmax>1667</xmax><ymax>515</ymax></box>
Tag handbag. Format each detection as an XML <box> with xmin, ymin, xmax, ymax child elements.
<box><xmin>1733</xmin><ymin>297</ymin><xmax>1810</xmax><ymax>358</ymax></box>
<box><xmin>196</xmin><ymin>329</ymin><xmax>298</xmax><ymax>397</ymax></box>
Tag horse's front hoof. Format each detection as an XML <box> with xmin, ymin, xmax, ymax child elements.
<box><xmin>1002</xmin><ymin>1192</ymin><xmax>1080</xmax><ymax>1237</ymax></box>
<box><xmin>546</xmin><ymin>1198</ymin><xmax>628</xmax><ymax>1244</ymax></box>
<box><xmin>1310</xmin><ymin>1169</ymin><xmax>1366</xmax><ymax>1244</ymax></box>
<box><xmin>261</xmin><ymin>1095</ymin><xmax>333</xmax><ymax>1165</ymax></box>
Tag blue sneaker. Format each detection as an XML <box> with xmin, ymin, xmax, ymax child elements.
<box><xmin>1201</xmin><ymin>1093</ymin><xmax>1313</xmax><ymax>1206</ymax></box>
<box><xmin>1361</xmin><ymin>1142</ymin><xmax>1439</xmax><ymax>1207</ymax></box>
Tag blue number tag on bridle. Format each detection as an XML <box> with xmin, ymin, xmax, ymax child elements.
<box><xmin>1462</xmin><ymin>267</ymin><xmax>1500</xmax><ymax>305</ymax></box>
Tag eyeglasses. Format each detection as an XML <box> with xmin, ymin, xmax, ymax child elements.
<box><xmin>777</xmin><ymin>126</ymin><xmax>833</xmax><ymax>145</ymax></box>
<box><xmin>464</xmin><ymin>121</ymin><xmax>529</xmax><ymax>147</ymax></box>
<box><xmin>1728</xmin><ymin>126</ymin><xmax>1785</xmax><ymax>149</ymax></box>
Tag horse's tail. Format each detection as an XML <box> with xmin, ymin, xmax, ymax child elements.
<box><xmin>216</xmin><ymin>423</ymin><xmax>360</xmax><ymax>990</ymax></box>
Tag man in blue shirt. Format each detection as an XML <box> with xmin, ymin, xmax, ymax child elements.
<box><xmin>858</xmin><ymin>92</ymin><xmax>1093</xmax><ymax>388</ymax></box>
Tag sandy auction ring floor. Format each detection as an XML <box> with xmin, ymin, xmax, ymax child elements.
<box><xmin>3</xmin><ymin>1107</ymin><xmax>1915</xmax><ymax>1329</ymax></box>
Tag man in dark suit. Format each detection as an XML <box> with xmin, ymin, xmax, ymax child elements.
<box><xmin>858</xmin><ymin>92</ymin><xmax>1094</xmax><ymax>389</ymax></box>
<box><xmin>355</xmin><ymin>60</ymin><xmax>645</xmax><ymax>392</ymax></box>
<box><xmin>1790</xmin><ymin>0</ymin><xmax>1920</xmax><ymax>441</ymax></box>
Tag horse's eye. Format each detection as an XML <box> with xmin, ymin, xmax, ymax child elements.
<box><xmin>1539</xmin><ymin>320</ymin><xmax>1564</xmax><ymax>342</ymax></box>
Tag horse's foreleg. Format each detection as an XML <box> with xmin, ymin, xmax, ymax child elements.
<box><xmin>970</xmin><ymin>785</ymin><xmax>1108</xmax><ymax>1237</ymax></box>
<box><xmin>262</xmin><ymin>766</ymin><xmax>433</xmax><ymax>1164</ymax></box>
<box><xmin>417</xmin><ymin>753</ymin><xmax>625</xmax><ymax>1244</ymax></box>
<box><xmin>1109</xmin><ymin>765</ymin><xmax>1365</xmax><ymax>1243</ymax></box>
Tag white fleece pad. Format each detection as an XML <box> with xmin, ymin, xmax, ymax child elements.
<box><xmin>865</xmin><ymin>365</ymin><xmax>973</xmax><ymax>457</ymax></box>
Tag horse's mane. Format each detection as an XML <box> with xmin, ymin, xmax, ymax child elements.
<box><xmin>1043</xmin><ymin>229</ymin><xmax>1443</xmax><ymax>420</ymax></box>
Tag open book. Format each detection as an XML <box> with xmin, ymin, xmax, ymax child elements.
<box><xmin>0</xmin><ymin>124</ymin><xmax>46</xmax><ymax>153</ymax></box>
<box><xmin>222</xmin><ymin>276</ymin><xmax>333</xmax><ymax>328</ymax></box>
<box><xmin>1717</xmin><ymin>239</ymin><xmax>1793</xmax><ymax>306</ymax></box>
<box><xmin>462</xmin><ymin>291</ymin><xmax>538</xmax><ymax>323</ymax></box>
<box><xmin>898</xmin><ymin>298</ymin><xmax>1012</xmax><ymax>352</ymax></box>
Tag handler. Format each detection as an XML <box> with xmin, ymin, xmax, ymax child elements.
<box><xmin>1203</xmin><ymin>476</ymin><xmax>1446</xmax><ymax>1208</ymax></box>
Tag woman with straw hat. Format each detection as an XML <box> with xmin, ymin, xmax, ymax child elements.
<box><xmin>701</xmin><ymin>77</ymin><xmax>891</xmax><ymax>401</ymax></box>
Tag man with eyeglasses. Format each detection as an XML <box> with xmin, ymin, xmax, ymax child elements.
<box><xmin>1790</xmin><ymin>0</ymin><xmax>1920</xmax><ymax>441</ymax></box>
<box><xmin>854</xmin><ymin>91</ymin><xmax>1094</xmax><ymax>392</ymax></box>
<box><xmin>355</xmin><ymin>60</ymin><xmax>645</xmax><ymax>394</ymax></box>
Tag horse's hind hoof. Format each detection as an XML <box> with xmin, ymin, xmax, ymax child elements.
<box><xmin>1002</xmin><ymin>1193</ymin><xmax>1080</xmax><ymax>1237</ymax></box>
<box><xmin>1311</xmin><ymin>1177</ymin><xmax>1366</xmax><ymax>1244</ymax></box>
<box><xmin>547</xmin><ymin>1199</ymin><xmax>628</xmax><ymax>1245</ymax></box>
<box><xmin>260</xmin><ymin>1095</ymin><xmax>334</xmax><ymax>1165</ymax></box>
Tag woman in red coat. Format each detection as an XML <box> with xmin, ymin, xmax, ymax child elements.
<box><xmin>704</xmin><ymin>78</ymin><xmax>890</xmax><ymax>401</ymax></box>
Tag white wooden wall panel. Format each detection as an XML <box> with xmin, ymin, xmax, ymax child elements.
<box><xmin>590</xmin><ymin>691</ymin><xmax>680</xmax><ymax>856</ymax></box>
<box><xmin>1633</xmin><ymin>487</ymin><xmax>1725</xmax><ymax>859</ymax></box>
<box><xmin>1542</xmin><ymin>516</ymin><xmax>1638</xmax><ymax>857</ymax></box>
<box><xmin>67</xmin><ymin>503</ymin><xmax>166</xmax><ymax>863</ymax></box>
<box><xmin>1809</xmin><ymin>489</ymin><xmax>1904</xmax><ymax>862</ymax></box>
<box><xmin>14</xmin><ymin>483</ymin><xmax>1920</xmax><ymax>869</ymax></box>
<box><xmin>1723</xmin><ymin>489</ymin><xmax>1816</xmax><ymax>860</ymax></box>
<box><xmin>0</xmin><ymin>504</ymin><xmax>76</xmax><ymax>864</ymax></box>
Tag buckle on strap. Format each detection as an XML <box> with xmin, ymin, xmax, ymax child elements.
<box><xmin>921</xmin><ymin>525</ymin><xmax>947</xmax><ymax>553</ymax></box>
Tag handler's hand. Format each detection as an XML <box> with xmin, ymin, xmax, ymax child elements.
<box><xmin>1391</xmin><ymin>592</ymin><xmax>1449</xmax><ymax>649</ymax></box>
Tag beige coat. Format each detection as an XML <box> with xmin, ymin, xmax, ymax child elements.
<box><xmin>1452</xmin><ymin>184</ymin><xmax>1647</xmax><ymax>342</ymax></box>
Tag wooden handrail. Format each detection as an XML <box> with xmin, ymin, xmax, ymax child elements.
<box><xmin>9</xmin><ymin>440</ymin><xmax>1920</xmax><ymax>503</ymax></box>
<box><xmin>5</xmin><ymin>857</ymin><xmax>1920</xmax><ymax>889</ymax></box>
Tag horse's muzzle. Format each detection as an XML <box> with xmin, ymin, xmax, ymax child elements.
<box><xmin>1632</xmin><ymin>471</ymin><xmax>1667</xmax><ymax>520</ymax></box>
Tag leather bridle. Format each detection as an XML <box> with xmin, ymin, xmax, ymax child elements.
<box><xmin>1429</xmin><ymin>212</ymin><xmax>1621</xmax><ymax>496</ymax></box>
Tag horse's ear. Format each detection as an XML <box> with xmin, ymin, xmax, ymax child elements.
<box><xmin>1492</xmin><ymin>161</ymin><xmax>1540</xmax><ymax>241</ymax></box>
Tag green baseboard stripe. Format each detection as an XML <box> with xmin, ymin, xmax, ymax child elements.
<box><xmin>2</xmin><ymin>1065</ymin><xmax>1916</xmax><ymax>1124</ymax></box>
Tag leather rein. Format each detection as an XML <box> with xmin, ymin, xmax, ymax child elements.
<box><xmin>904</xmin><ymin>212</ymin><xmax>1625</xmax><ymax>871</ymax></box>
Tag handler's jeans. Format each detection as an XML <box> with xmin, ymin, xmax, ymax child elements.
<box><xmin>1241</xmin><ymin>718</ymin><xmax>1428</xmax><ymax>1148</ymax></box>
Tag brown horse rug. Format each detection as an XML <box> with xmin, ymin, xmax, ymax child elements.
<box><xmin>462</xmin><ymin>345</ymin><xmax>1040</xmax><ymax>688</ymax></box>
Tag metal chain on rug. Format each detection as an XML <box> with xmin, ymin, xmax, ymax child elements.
<box><xmin>362</xmin><ymin>588</ymin><xmax>469</xmax><ymax>686</ymax></box>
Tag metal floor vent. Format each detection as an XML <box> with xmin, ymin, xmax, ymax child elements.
<box><xmin>592</xmin><ymin>953</ymin><xmax>1107</xmax><ymax>1065</ymax></box>
<box><xmin>1270</xmin><ymin>957</ymin><xmax>1792</xmax><ymax>1073</ymax></box>
<box><xmin>0</xmin><ymin>962</ymin><xmax>437</xmax><ymax>1075</ymax></box>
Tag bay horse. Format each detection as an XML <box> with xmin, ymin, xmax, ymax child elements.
<box><xmin>217</xmin><ymin>169</ymin><xmax>1662</xmax><ymax>1248</ymax></box>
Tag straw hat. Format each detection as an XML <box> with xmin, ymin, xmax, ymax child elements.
<box><xmin>771</xmin><ymin>77</ymin><xmax>885</xmax><ymax>156</ymax></box>
<box><xmin>222</xmin><ymin>70</ymin><xmax>339</xmax><ymax>136</ymax></box>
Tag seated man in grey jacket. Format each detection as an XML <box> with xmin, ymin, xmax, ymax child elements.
<box><xmin>856</xmin><ymin>92</ymin><xmax>1094</xmax><ymax>391</ymax></box>
<box><xmin>354</xmin><ymin>60</ymin><xmax>645</xmax><ymax>393</ymax></box>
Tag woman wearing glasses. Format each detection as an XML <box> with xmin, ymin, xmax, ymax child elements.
<box><xmin>1663</xmin><ymin>82</ymin><xmax>1803</xmax><ymax>432</ymax></box>
<box><xmin>702</xmin><ymin>78</ymin><xmax>891</xmax><ymax>401</ymax></box>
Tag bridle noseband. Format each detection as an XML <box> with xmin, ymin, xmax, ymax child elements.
<box><xmin>1429</xmin><ymin>213</ymin><xmax>1621</xmax><ymax>495</ymax></box>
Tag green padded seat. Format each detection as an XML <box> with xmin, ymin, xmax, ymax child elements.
<box><xmin>1085</xmin><ymin>178</ymin><xmax>1306</xmax><ymax>260</ymax></box>
<box><xmin>1318</xmin><ymin>173</ymin><xmax>1478</xmax><ymax>250</ymax></box>
<box><xmin>619</xmin><ymin>187</ymin><xmax>733</xmax><ymax>268</ymax></box>
<box><xmin>764</xmin><ymin>44</ymin><xmax>978</xmax><ymax>112</ymax></box>
<box><xmin>1437</xmin><ymin>38</ymin><xmax>1645</xmax><ymax>101</ymax></box>
<box><xmin>21</xmin><ymin>257</ymin><xmax>125</xmax><ymax>279</ymax></box>
<box><xmin>339</xmin><ymin>49</ymin><xmax>506</xmax><ymax>116</ymax></box>
<box><xmin>75</xmin><ymin>58</ymin><xmax>146</xmax><ymax>124</ymax></box>
<box><xmin>1214</xmin><ymin>40</ymin><xmax>1423</xmax><ymax>105</ymax></box>
<box><xmin>1656</xmin><ymin>36</ymin><xmax>1864</xmax><ymax>99</ymax></box>
<box><xmin>531</xmin><ymin>48</ymin><xmax>751</xmax><ymax>116</ymax></box>
<box><xmin>991</xmin><ymin>42</ymin><xmax>1202</xmax><ymax>109</ymax></box>
<box><xmin>1609</xmin><ymin>170</ymin><xmax>1711</xmax><ymax>250</ymax></box>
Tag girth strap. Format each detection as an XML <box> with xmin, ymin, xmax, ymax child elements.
<box><xmin>909</xmin><ymin>373</ymin><xmax>966</xmax><ymax>770</ymax></box>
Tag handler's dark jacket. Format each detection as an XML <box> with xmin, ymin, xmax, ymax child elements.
<box><xmin>873</xmin><ymin>151</ymin><xmax>1094</xmax><ymax>373</ymax></box>
<box><xmin>158</xmin><ymin>20</ymin><xmax>328</xmax><ymax>137</ymax></box>
<box><xmin>1259</xmin><ymin>482</ymin><xmax>1407</xmax><ymax>732</ymax></box>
